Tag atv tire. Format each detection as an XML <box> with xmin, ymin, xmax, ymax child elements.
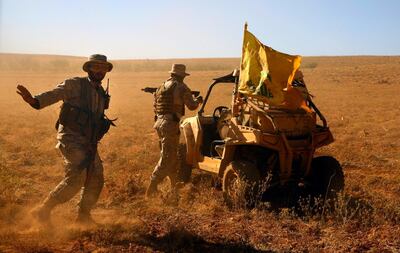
<box><xmin>309</xmin><ymin>156</ymin><xmax>344</xmax><ymax>199</ymax></box>
<box><xmin>222</xmin><ymin>160</ymin><xmax>260</xmax><ymax>208</ymax></box>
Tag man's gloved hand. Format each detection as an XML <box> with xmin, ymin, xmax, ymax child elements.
<box><xmin>196</xmin><ymin>96</ymin><xmax>203</xmax><ymax>104</ymax></box>
<box><xmin>16</xmin><ymin>85</ymin><xmax>36</xmax><ymax>105</ymax></box>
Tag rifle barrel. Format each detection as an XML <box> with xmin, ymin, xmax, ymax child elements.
<box><xmin>141</xmin><ymin>86</ymin><xmax>199</xmax><ymax>96</ymax></box>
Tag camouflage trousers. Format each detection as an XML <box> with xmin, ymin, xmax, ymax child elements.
<box><xmin>42</xmin><ymin>142</ymin><xmax>104</xmax><ymax>213</ymax></box>
<box><xmin>150</xmin><ymin>117</ymin><xmax>180</xmax><ymax>185</ymax></box>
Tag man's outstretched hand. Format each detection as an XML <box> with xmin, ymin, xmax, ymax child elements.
<box><xmin>16</xmin><ymin>85</ymin><xmax>36</xmax><ymax>105</ymax></box>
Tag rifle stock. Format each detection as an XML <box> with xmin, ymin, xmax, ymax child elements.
<box><xmin>141</xmin><ymin>87</ymin><xmax>157</xmax><ymax>94</ymax></box>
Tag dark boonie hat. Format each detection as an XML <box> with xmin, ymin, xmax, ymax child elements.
<box><xmin>82</xmin><ymin>54</ymin><xmax>113</xmax><ymax>72</ymax></box>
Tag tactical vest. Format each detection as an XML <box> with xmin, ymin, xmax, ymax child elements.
<box><xmin>154</xmin><ymin>81</ymin><xmax>184</xmax><ymax>118</ymax></box>
<box><xmin>57</xmin><ymin>78</ymin><xmax>114</xmax><ymax>142</ymax></box>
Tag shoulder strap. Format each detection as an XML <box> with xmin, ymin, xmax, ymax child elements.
<box><xmin>169</xmin><ymin>80</ymin><xmax>179</xmax><ymax>101</ymax></box>
<box><xmin>170</xmin><ymin>80</ymin><xmax>178</xmax><ymax>90</ymax></box>
<box><xmin>80</xmin><ymin>78</ymin><xmax>90</xmax><ymax>112</ymax></box>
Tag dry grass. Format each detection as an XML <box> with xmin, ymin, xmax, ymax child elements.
<box><xmin>0</xmin><ymin>53</ymin><xmax>399</xmax><ymax>252</ymax></box>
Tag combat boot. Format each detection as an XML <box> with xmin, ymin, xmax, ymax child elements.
<box><xmin>31</xmin><ymin>198</ymin><xmax>57</xmax><ymax>224</ymax></box>
<box><xmin>75</xmin><ymin>210</ymin><xmax>97</xmax><ymax>227</ymax></box>
<box><xmin>145</xmin><ymin>180</ymin><xmax>159</xmax><ymax>199</ymax></box>
<box><xmin>31</xmin><ymin>206</ymin><xmax>51</xmax><ymax>224</ymax></box>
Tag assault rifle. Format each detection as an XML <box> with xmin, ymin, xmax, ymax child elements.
<box><xmin>142</xmin><ymin>87</ymin><xmax>200</xmax><ymax>97</ymax></box>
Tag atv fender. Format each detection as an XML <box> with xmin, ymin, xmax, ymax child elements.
<box><xmin>180</xmin><ymin>117</ymin><xmax>202</xmax><ymax>165</ymax></box>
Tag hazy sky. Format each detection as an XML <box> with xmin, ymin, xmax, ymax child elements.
<box><xmin>0</xmin><ymin>0</ymin><xmax>399</xmax><ymax>59</ymax></box>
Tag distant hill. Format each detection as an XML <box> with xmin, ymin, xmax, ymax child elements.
<box><xmin>0</xmin><ymin>53</ymin><xmax>399</xmax><ymax>73</ymax></box>
<box><xmin>0</xmin><ymin>54</ymin><xmax>85</xmax><ymax>73</ymax></box>
<box><xmin>0</xmin><ymin>53</ymin><xmax>240</xmax><ymax>73</ymax></box>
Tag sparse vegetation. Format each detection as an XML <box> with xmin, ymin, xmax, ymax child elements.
<box><xmin>302</xmin><ymin>62</ymin><xmax>318</xmax><ymax>69</ymax></box>
<box><xmin>0</xmin><ymin>54</ymin><xmax>399</xmax><ymax>252</ymax></box>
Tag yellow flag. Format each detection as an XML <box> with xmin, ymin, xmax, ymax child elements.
<box><xmin>238</xmin><ymin>28</ymin><xmax>303</xmax><ymax>107</ymax></box>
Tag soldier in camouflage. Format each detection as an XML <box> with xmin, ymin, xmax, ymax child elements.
<box><xmin>146</xmin><ymin>64</ymin><xmax>202</xmax><ymax>198</ymax></box>
<box><xmin>16</xmin><ymin>54</ymin><xmax>113</xmax><ymax>225</ymax></box>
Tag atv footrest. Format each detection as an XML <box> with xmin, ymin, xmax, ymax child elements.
<box><xmin>210</xmin><ymin>140</ymin><xmax>225</xmax><ymax>157</ymax></box>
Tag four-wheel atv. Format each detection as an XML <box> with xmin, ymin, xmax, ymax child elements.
<box><xmin>178</xmin><ymin>70</ymin><xmax>344</xmax><ymax>206</ymax></box>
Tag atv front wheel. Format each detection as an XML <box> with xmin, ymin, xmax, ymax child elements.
<box><xmin>309</xmin><ymin>156</ymin><xmax>344</xmax><ymax>199</ymax></box>
<box><xmin>222</xmin><ymin>160</ymin><xmax>260</xmax><ymax>208</ymax></box>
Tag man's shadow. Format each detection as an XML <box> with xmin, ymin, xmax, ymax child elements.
<box><xmin>139</xmin><ymin>227</ymin><xmax>274</xmax><ymax>253</ymax></box>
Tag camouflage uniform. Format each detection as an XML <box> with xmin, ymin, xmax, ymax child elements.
<box><xmin>150</xmin><ymin>76</ymin><xmax>200</xmax><ymax>189</ymax></box>
<box><xmin>34</xmin><ymin>77</ymin><xmax>107</xmax><ymax>215</ymax></box>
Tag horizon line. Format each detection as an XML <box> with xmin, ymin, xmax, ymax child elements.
<box><xmin>1</xmin><ymin>52</ymin><xmax>400</xmax><ymax>60</ymax></box>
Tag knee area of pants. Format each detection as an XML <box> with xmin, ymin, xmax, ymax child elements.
<box><xmin>61</xmin><ymin>149</ymin><xmax>87</xmax><ymax>165</ymax></box>
<box><xmin>163</xmin><ymin>151</ymin><xmax>178</xmax><ymax>158</ymax></box>
<box><xmin>89</xmin><ymin>171</ymin><xmax>104</xmax><ymax>180</ymax></box>
<box><xmin>63</xmin><ymin>173</ymin><xmax>85</xmax><ymax>186</ymax></box>
<box><xmin>96</xmin><ymin>177</ymin><xmax>105</xmax><ymax>186</ymax></box>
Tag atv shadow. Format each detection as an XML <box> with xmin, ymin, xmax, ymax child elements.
<box><xmin>261</xmin><ymin>186</ymin><xmax>374</xmax><ymax>221</ymax></box>
<box><xmin>190</xmin><ymin>173</ymin><xmax>374</xmax><ymax>221</ymax></box>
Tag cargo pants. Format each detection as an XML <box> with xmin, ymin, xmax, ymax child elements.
<box><xmin>150</xmin><ymin>116</ymin><xmax>180</xmax><ymax>185</ymax></box>
<box><xmin>43</xmin><ymin>142</ymin><xmax>104</xmax><ymax>213</ymax></box>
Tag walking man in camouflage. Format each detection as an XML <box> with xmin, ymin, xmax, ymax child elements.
<box><xmin>146</xmin><ymin>64</ymin><xmax>202</xmax><ymax>198</ymax></box>
<box><xmin>16</xmin><ymin>54</ymin><xmax>113</xmax><ymax>225</ymax></box>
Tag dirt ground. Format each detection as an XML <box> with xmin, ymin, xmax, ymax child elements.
<box><xmin>0</xmin><ymin>54</ymin><xmax>399</xmax><ymax>252</ymax></box>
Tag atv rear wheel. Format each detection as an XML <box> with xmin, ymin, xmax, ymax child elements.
<box><xmin>177</xmin><ymin>143</ymin><xmax>192</xmax><ymax>183</ymax></box>
<box><xmin>309</xmin><ymin>156</ymin><xmax>344</xmax><ymax>199</ymax></box>
<box><xmin>222</xmin><ymin>160</ymin><xmax>260</xmax><ymax>208</ymax></box>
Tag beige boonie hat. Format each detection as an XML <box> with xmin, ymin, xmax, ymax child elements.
<box><xmin>83</xmin><ymin>54</ymin><xmax>113</xmax><ymax>72</ymax></box>
<box><xmin>169</xmin><ymin>64</ymin><xmax>190</xmax><ymax>77</ymax></box>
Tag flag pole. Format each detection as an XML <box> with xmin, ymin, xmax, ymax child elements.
<box><xmin>232</xmin><ymin>22</ymin><xmax>248</xmax><ymax>117</ymax></box>
<box><xmin>237</xmin><ymin>22</ymin><xmax>247</xmax><ymax>90</ymax></box>
<box><xmin>241</xmin><ymin>22</ymin><xmax>247</xmax><ymax>65</ymax></box>
<box><xmin>240</xmin><ymin>22</ymin><xmax>248</xmax><ymax>71</ymax></box>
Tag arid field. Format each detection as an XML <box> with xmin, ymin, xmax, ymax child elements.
<box><xmin>0</xmin><ymin>54</ymin><xmax>399</xmax><ymax>252</ymax></box>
